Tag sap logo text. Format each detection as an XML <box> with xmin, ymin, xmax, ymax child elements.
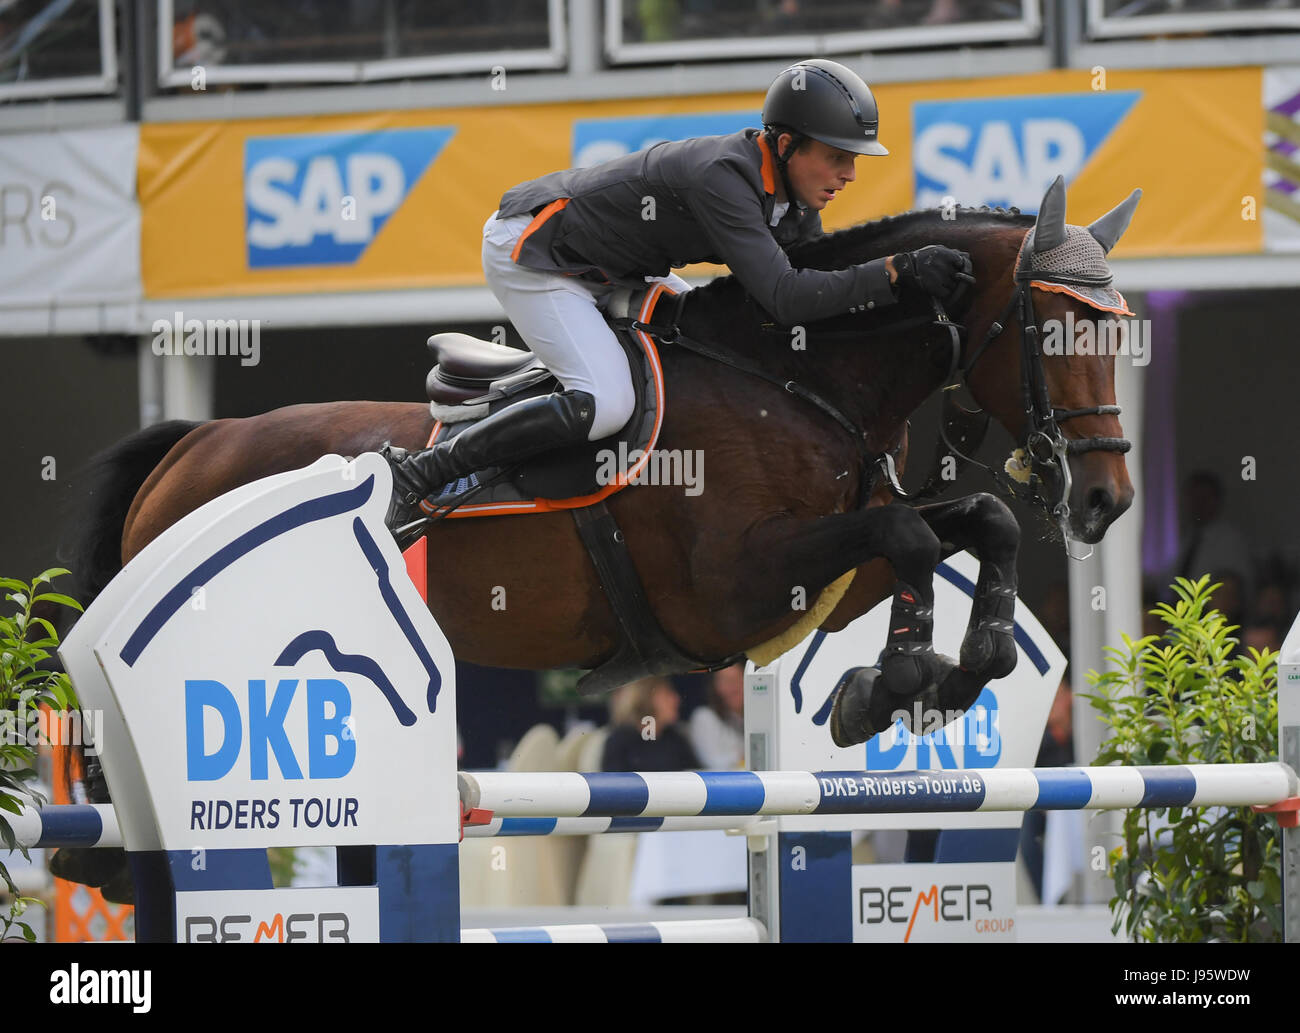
<box><xmin>244</xmin><ymin>127</ymin><xmax>453</xmax><ymax>268</ymax></box>
<box><xmin>185</xmin><ymin>911</ymin><xmax>352</xmax><ymax>942</ymax></box>
<box><xmin>912</xmin><ymin>92</ymin><xmax>1140</xmax><ymax>210</ymax></box>
<box><xmin>185</xmin><ymin>678</ymin><xmax>355</xmax><ymax>781</ymax></box>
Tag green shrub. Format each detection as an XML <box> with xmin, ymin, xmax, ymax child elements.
<box><xmin>1084</xmin><ymin>576</ymin><xmax>1281</xmax><ymax>942</ymax></box>
<box><xmin>0</xmin><ymin>570</ymin><xmax>82</xmax><ymax>942</ymax></box>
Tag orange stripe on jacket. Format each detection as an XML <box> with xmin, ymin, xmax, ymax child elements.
<box><xmin>754</xmin><ymin>134</ymin><xmax>777</xmax><ymax>195</ymax></box>
<box><xmin>511</xmin><ymin>198</ymin><xmax>570</xmax><ymax>263</ymax></box>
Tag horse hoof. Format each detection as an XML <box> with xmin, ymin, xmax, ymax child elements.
<box><xmin>959</xmin><ymin>630</ymin><xmax>1018</xmax><ymax>680</ymax></box>
<box><xmin>100</xmin><ymin>865</ymin><xmax>136</xmax><ymax>905</ymax></box>
<box><xmin>936</xmin><ymin>663</ymin><xmax>991</xmax><ymax>717</ymax></box>
<box><xmin>880</xmin><ymin>649</ymin><xmax>938</xmax><ymax>698</ymax></box>
<box><xmin>48</xmin><ymin>846</ymin><xmax>128</xmax><ymax>890</ymax></box>
<box><xmin>829</xmin><ymin>667</ymin><xmax>895</xmax><ymax>748</ymax></box>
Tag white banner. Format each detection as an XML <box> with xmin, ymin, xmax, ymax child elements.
<box><xmin>0</xmin><ymin>126</ymin><xmax>141</xmax><ymax>308</ymax></box>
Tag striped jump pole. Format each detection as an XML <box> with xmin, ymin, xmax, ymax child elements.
<box><xmin>8</xmin><ymin>803</ymin><xmax>122</xmax><ymax>850</ymax></box>
<box><xmin>461</xmin><ymin>918</ymin><xmax>768</xmax><ymax>943</ymax></box>
<box><xmin>11</xmin><ymin>805</ymin><xmax>766</xmax><ymax>846</ymax></box>
<box><xmin>462</xmin><ymin>815</ymin><xmax>766</xmax><ymax>838</ymax></box>
<box><xmin>458</xmin><ymin>764</ymin><xmax>1300</xmax><ymax>820</ymax></box>
<box><xmin>23</xmin><ymin>761</ymin><xmax>1296</xmax><ymax>846</ymax></box>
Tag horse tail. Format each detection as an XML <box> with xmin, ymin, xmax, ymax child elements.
<box><xmin>63</xmin><ymin>419</ymin><xmax>201</xmax><ymax>609</ymax></box>
<box><xmin>48</xmin><ymin>419</ymin><xmax>201</xmax><ymax>902</ymax></box>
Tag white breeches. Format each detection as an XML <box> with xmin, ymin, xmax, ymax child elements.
<box><xmin>482</xmin><ymin>210</ymin><xmax>691</xmax><ymax>440</ymax></box>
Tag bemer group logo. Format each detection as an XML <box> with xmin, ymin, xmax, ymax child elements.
<box><xmin>244</xmin><ymin>127</ymin><xmax>454</xmax><ymax>268</ymax></box>
<box><xmin>912</xmin><ymin>91</ymin><xmax>1141</xmax><ymax>210</ymax></box>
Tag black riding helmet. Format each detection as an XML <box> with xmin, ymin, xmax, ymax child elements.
<box><xmin>762</xmin><ymin>58</ymin><xmax>889</xmax><ymax>159</ymax></box>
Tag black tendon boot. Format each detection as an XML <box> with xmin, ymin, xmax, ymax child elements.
<box><xmin>379</xmin><ymin>389</ymin><xmax>596</xmax><ymax>535</ymax></box>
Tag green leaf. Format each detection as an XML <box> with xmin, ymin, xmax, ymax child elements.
<box><xmin>31</xmin><ymin>592</ymin><xmax>82</xmax><ymax>610</ymax></box>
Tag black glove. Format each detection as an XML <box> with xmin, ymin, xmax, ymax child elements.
<box><xmin>892</xmin><ymin>245</ymin><xmax>975</xmax><ymax>304</ymax></box>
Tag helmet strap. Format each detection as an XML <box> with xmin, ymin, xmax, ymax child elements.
<box><xmin>765</xmin><ymin>127</ymin><xmax>808</xmax><ymax>212</ymax></box>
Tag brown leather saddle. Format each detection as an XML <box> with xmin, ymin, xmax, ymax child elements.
<box><xmin>418</xmin><ymin>293</ymin><xmax>662</xmax><ymax>508</ymax></box>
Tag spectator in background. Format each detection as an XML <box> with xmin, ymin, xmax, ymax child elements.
<box><xmin>1242</xmin><ymin>621</ymin><xmax>1285</xmax><ymax>656</ymax></box>
<box><xmin>1253</xmin><ymin>580</ymin><xmax>1292</xmax><ymax>629</ymax></box>
<box><xmin>1141</xmin><ymin>584</ymin><xmax>1165</xmax><ymax>641</ymax></box>
<box><xmin>1037</xmin><ymin>579</ymin><xmax>1071</xmax><ymax>655</ymax></box>
<box><xmin>1169</xmin><ymin>471</ymin><xmax>1252</xmax><ymax>600</ymax></box>
<box><xmin>1019</xmin><ymin>677</ymin><xmax>1074</xmax><ymax>903</ymax></box>
<box><xmin>878</xmin><ymin>0</ymin><xmax>966</xmax><ymax>27</ymax></box>
<box><xmin>690</xmin><ymin>663</ymin><xmax>745</xmax><ymax>769</ymax></box>
<box><xmin>601</xmin><ymin>676</ymin><xmax>700</xmax><ymax>772</ymax></box>
<box><xmin>637</xmin><ymin>0</ymin><xmax>680</xmax><ymax>41</ymax></box>
<box><xmin>1209</xmin><ymin>570</ymin><xmax>1246</xmax><ymax>629</ymax></box>
<box><xmin>1239</xmin><ymin>579</ymin><xmax>1293</xmax><ymax>658</ymax></box>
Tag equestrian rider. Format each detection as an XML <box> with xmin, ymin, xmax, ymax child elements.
<box><xmin>381</xmin><ymin>58</ymin><xmax>973</xmax><ymax>531</ymax></box>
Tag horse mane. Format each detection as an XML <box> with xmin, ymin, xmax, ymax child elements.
<box><xmin>789</xmin><ymin>206</ymin><xmax>1035</xmax><ymax>269</ymax></box>
<box><xmin>689</xmin><ymin>205</ymin><xmax>1035</xmax><ymax>305</ymax></box>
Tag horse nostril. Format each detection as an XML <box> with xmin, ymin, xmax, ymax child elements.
<box><xmin>1087</xmin><ymin>486</ymin><xmax>1114</xmax><ymax>516</ymax></box>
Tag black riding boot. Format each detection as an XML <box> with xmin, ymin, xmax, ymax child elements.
<box><xmin>379</xmin><ymin>389</ymin><xmax>596</xmax><ymax>534</ymax></box>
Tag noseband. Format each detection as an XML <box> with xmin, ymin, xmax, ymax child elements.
<box><xmin>907</xmin><ymin>266</ymin><xmax>1132</xmax><ymax>549</ymax></box>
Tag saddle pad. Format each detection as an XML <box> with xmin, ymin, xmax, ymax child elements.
<box><xmin>416</xmin><ymin>283</ymin><xmax>673</xmax><ymax>518</ymax></box>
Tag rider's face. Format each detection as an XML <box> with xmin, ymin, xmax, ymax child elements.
<box><xmin>782</xmin><ymin>135</ymin><xmax>860</xmax><ymax>211</ymax></box>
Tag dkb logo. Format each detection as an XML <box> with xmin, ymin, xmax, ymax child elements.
<box><xmin>186</xmin><ymin>677</ymin><xmax>355</xmax><ymax>780</ymax></box>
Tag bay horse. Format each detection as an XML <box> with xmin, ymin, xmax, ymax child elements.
<box><xmin>58</xmin><ymin>177</ymin><xmax>1137</xmax><ymax>896</ymax></box>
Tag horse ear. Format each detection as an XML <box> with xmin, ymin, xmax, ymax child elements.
<box><xmin>1087</xmin><ymin>188</ymin><xmax>1143</xmax><ymax>255</ymax></box>
<box><xmin>1031</xmin><ymin>175</ymin><xmax>1068</xmax><ymax>254</ymax></box>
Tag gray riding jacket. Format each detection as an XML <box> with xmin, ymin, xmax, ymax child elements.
<box><xmin>496</xmin><ymin>129</ymin><xmax>897</xmax><ymax>325</ymax></box>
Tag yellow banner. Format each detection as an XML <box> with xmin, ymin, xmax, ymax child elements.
<box><xmin>138</xmin><ymin>66</ymin><xmax>1262</xmax><ymax>299</ymax></box>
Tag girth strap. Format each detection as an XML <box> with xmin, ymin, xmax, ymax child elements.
<box><xmin>571</xmin><ymin>501</ymin><xmax>742</xmax><ymax>695</ymax></box>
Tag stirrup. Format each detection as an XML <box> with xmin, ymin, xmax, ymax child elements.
<box><xmin>392</xmin><ymin>516</ymin><xmax>430</xmax><ymax>550</ymax></box>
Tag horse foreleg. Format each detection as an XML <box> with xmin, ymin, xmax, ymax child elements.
<box><xmin>825</xmin><ymin>494</ymin><xmax>1022</xmax><ymax>747</ymax></box>
<box><xmin>747</xmin><ymin>504</ymin><xmax>948</xmax><ymax>747</ymax></box>
<box><xmin>912</xmin><ymin>492</ymin><xmax>1021</xmax><ymax>721</ymax></box>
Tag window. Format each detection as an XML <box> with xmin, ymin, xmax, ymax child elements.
<box><xmin>1087</xmin><ymin>0</ymin><xmax>1300</xmax><ymax>39</ymax></box>
<box><xmin>159</xmin><ymin>0</ymin><xmax>566</xmax><ymax>87</ymax></box>
<box><xmin>606</xmin><ymin>0</ymin><xmax>1042</xmax><ymax>63</ymax></box>
<box><xmin>0</xmin><ymin>0</ymin><xmax>117</xmax><ymax>100</ymax></box>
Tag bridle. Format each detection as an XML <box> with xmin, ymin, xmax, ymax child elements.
<box><xmin>887</xmin><ymin>247</ymin><xmax>1132</xmax><ymax>559</ymax></box>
